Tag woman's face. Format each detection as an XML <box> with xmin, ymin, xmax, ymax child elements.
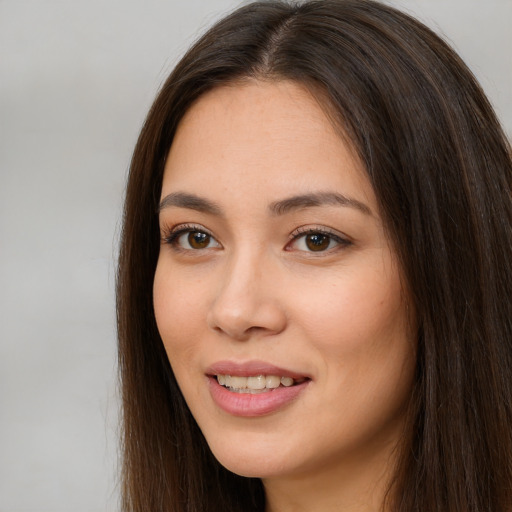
<box><xmin>154</xmin><ymin>81</ymin><xmax>416</xmax><ymax>485</ymax></box>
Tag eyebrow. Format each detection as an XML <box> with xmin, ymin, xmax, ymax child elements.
<box><xmin>269</xmin><ymin>192</ymin><xmax>372</xmax><ymax>216</ymax></box>
<box><xmin>158</xmin><ymin>192</ymin><xmax>223</xmax><ymax>216</ymax></box>
<box><xmin>158</xmin><ymin>190</ymin><xmax>372</xmax><ymax>216</ymax></box>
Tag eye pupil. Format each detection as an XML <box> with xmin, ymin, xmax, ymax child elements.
<box><xmin>306</xmin><ymin>233</ymin><xmax>330</xmax><ymax>251</ymax></box>
<box><xmin>188</xmin><ymin>231</ymin><xmax>210</xmax><ymax>249</ymax></box>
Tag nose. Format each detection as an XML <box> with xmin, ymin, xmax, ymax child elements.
<box><xmin>206</xmin><ymin>250</ymin><xmax>287</xmax><ymax>341</ymax></box>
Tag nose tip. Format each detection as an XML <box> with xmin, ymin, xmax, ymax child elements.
<box><xmin>207</xmin><ymin>300</ymin><xmax>286</xmax><ymax>340</ymax></box>
<box><xmin>206</xmin><ymin>263</ymin><xmax>287</xmax><ymax>340</ymax></box>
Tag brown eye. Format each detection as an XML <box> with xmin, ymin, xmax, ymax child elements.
<box><xmin>188</xmin><ymin>231</ymin><xmax>211</xmax><ymax>249</ymax></box>
<box><xmin>167</xmin><ymin>227</ymin><xmax>221</xmax><ymax>251</ymax></box>
<box><xmin>304</xmin><ymin>233</ymin><xmax>330</xmax><ymax>251</ymax></box>
<box><xmin>288</xmin><ymin>229</ymin><xmax>350</xmax><ymax>254</ymax></box>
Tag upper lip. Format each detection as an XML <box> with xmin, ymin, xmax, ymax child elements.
<box><xmin>206</xmin><ymin>360</ymin><xmax>311</xmax><ymax>380</ymax></box>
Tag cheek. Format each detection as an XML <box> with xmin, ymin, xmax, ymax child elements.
<box><xmin>297</xmin><ymin>261</ymin><xmax>415</xmax><ymax>408</ymax></box>
<box><xmin>153</xmin><ymin>263</ymin><xmax>206</xmax><ymax>364</ymax></box>
<box><xmin>295</xmin><ymin>265</ymin><xmax>407</xmax><ymax>350</ymax></box>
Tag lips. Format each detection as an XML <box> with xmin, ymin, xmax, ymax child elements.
<box><xmin>206</xmin><ymin>361</ymin><xmax>311</xmax><ymax>417</ymax></box>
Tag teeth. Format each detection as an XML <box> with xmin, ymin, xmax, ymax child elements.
<box><xmin>229</xmin><ymin>376</ymin><xmax>246</xmax><ymax>389</ymax></box>
<box><xmin>247</xmin><ymin>375</ymin><xmax>266</xmax><ymax>389</ymax></box>
<box><xmin>266</xmin><ymin>375</ymin><xmax>281</xmax><ymax>388</ymax></box>
<box><xmin>281</xmin><ymin>376</ymin><xmax>294</xmax><ymax>387</ymax></box>
<box><xmin>216</xmin><ymin>374</ymin><xmax>303</xmax><ymax>392</ymax></box>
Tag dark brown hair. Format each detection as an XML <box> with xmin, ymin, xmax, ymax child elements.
<box><xmin>117</xmin><ymin>1</ymin><xmax>512</xmax><ymax>510</ymax></box>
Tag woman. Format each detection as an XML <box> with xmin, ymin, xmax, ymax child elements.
<box><xmin>117</xmin><ymin>1</ymin><xmax>512</xmax><ymax>511</ymax></box>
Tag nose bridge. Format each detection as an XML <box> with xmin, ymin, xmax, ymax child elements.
<box><xmin>207</xmin><ymin>244</ymin><xmax>285</xmax><ymax>340</ymax></box>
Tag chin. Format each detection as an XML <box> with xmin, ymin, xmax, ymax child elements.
<box><xmin>216</xmin><ymin>457</ymin><xmax>289</xmax><ymax>480</ymax></box>
<box><xmin>205</xmin><ymin>433</ymin><xmax>297</xmax><ymax>479</ymax></box>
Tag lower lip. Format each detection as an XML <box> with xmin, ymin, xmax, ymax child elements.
<box><xmin>208</xmin><ymin>376</ymin><xmax>309</xmax><ymax>417</ymax></box>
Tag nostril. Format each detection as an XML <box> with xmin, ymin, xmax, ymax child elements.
<box><xmin>207</xmin><ymin>300</ymin><xmax>286</xmax><ymax>340</ymax></box>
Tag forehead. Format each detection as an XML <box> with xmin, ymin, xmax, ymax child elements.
<box><xmin>161</xmin><ymin>80</ymin><xmax>373</xmax><ymax>208</ymax></box>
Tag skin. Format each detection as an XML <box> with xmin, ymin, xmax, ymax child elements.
<box><xmin>153</xmin><ymin>80</ymin><xmax>417</xmax><ymax>512</ymax></box>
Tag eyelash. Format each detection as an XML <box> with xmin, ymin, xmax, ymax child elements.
<box><xmin>161</xmin><ymin>224</ymin><xmax>352</xmax><ymax>254</ymax></box>
<box><xmin>162</xmin><ymin>224</ymin><xmax>220</xmax><ymax>251</ymax></box>
<box><xmin>287</xmin><ymin>226</ymin><xmax>352</xmax><ymax>253</ymax></box>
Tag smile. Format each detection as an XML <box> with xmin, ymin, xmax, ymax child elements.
<box><xmin>216</xmin><ymin>374</ymin><xmax>307</xmax><ymax>393</ymax></box>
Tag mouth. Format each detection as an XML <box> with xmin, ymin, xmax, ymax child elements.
<box><xmin>215</xmin><ymin>374</ymin><xmax>308</xmax><ymax>394</ymax></box>
<box><xmin>206</xmin><ymin>361</ymin><xmax>311</xmax><ymax>416</ymax></box>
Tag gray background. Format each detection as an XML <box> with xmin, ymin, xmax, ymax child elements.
<box><xmin>1</xmin><ymin>1</ymin><xmax>510</xmax><ymax>511</ymax></box>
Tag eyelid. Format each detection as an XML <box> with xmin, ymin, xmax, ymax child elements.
<box><xmin>161</xmin><ymin>223</ymin><xmax>221</xmax><ymax>250</ymax></box>
<box><xmin>286</xmin><ymin>225</ymin><xmax>352</xmax><ymax>252</ymax></box>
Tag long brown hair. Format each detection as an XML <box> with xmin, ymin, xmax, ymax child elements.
<box><xmin>117</xmin><ymin>1</ymin><xmax>512</xmax><ymax>510</ymax></box>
